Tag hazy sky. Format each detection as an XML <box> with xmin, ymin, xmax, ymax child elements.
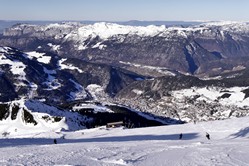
<box><xmin>0</xmin><ymin>0</ymin><xmax>248</xmax><ymax>21</ymax></box>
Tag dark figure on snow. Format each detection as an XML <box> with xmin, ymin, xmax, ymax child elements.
<box><xmin>206</xmin><ymin>132</ymin><xmax>210</xmax><ymax>140</ymax></box>
<box><xmin>179</xmin><ymin>133</ymin><xmax>183</xmax><ymax>139</ymax></box>
<box><xmin>54</xmin><ymin>139</ymin><xmax>57</xmax><ymax>144</ymax></box>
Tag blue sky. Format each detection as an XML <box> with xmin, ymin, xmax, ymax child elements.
<box><xmin>0</xmin><ymin>0</ymin><xmax>248</xmax><ymax>21</ymax></box>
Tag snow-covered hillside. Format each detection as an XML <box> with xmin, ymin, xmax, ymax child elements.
<box><xmin>0</xmin><ymin>116</ymin><xmax>249</xmax><ymax>165</ymax></box>
<box><xmin>0</xmin><ymin>99</ymin><xmax>90</xmax><ymax>136</ymax></box>
<box><xmin>0</xmin><ymin>46</ymin><xmax>145</xmax><ymax>103</ymax></box>
<box><xmin>0</xmin><ymin>46</ymin><xmax>91</xmax><ymax>102</ymax></box>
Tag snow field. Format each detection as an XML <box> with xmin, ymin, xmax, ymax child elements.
<box><xmin>0</xmin><ymin>116</ymin><xmax>249</xmax><ymax>165</ymax></box>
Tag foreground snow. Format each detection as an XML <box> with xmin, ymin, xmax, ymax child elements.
<box><xmin>1</xmin><ymin>117</ymin><xmax>249</xmax><ymax>165</ymax></box>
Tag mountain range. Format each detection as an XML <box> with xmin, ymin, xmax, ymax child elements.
<box><xmin>1</xmin><ymin>21</ymin><xmax>249</xmax><ymax>76</ymax></box>
<box><xmin>1</xmin><ymin>21</ymin><xmax>249</xmax><ymax>131</ymax></box>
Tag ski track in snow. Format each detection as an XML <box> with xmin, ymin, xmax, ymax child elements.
<box><xmin>1</xmin><ymin>116</ymin><xmax>249</xmax><ymax>165</ymax></box>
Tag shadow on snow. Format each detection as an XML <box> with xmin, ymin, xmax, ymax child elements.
<box><xmin>0</xmin><ymin>133</ymin><xmax>199</xmax><ymax>148</ymax></box>
<box><xmin>230</xmin><ymin>127</ymin><xmax>249</xmax><ymax>138</ymax></box>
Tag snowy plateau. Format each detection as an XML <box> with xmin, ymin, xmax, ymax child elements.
<box><xmin>1</xmin><ymin>21</ymin><xmax>249</xmax><ymax>165</ymax></box>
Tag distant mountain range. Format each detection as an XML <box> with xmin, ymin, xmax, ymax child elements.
<box><xmin>0</xmin><ymin>20</ymin><xmax>205</xmax><ymax>33</ymax></box>
<box><xmin>1</xmin><ymin>21</ymin><xmax>249</xmax><ymax>76</ymax></box>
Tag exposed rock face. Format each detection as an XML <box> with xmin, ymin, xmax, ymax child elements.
<box><xmin>0</xmin><ymin>101</ymin><xmax>38</xmax><ymax>125</ymax></box>
<box><xmin>1</xmin><ymin>22</ymin><xmax>249</xmax><ymax>75</ymax></box>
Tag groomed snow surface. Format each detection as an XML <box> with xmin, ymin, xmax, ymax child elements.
<box><xmin>1</xmin><ymin>116</ymin><xmax>249</xmax><ymax>165</ymax></box>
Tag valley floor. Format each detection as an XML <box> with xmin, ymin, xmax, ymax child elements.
<box><xmin>1</xmin><ymin>117</ymin><xmax>249</xmax><ymax>166</ymax></box>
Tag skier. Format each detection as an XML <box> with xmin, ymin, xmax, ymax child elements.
<box><xmin>179</xmin><ymin>133</ymin><xmax>183</xmax><ymax>140</ymax></box>
<box><xmin>206</xmin><ymin>132</ymin><xmax>210</xmax><ymax>140</ymax></box>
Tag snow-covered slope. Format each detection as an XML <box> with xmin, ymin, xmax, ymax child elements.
<box><xmin>0</xmin><ymin>46</ymin><xmax>91</xmax><ymax>102</ymax></box>
<box><xmin>0</xmin><ymin>46</ymin><xmax>145</xmax><ymax>103</ymax></box>
<box><xmin>0</xmin><ymin>99</ymin><xmax>90</xmax><ymax>136</ymax></box>
<box><xmin>0</xmin><ymin>116</ymin><xmax>249</xmax><ymax>165</ymax></box>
